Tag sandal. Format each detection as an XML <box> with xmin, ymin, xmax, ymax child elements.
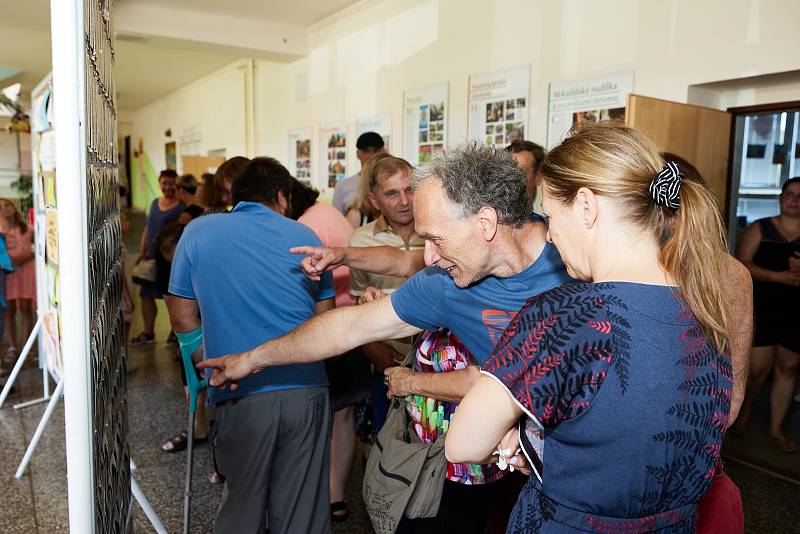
<box><xmin>208</xmin><ymin>471</ymin><xmax>225</xmax><ymax>484</ymax></box>
<box><xmin>772</xmin><ymin>436</ymin><xmax>799</xmax><ymax>453</ymax></box>
<box><xmin>331</xmin><ymin>501</ymin><xmax>349</xmax><ymax>523</ymax></box>
<box><xmin>160</xmin><ymin>430</ymin><xmax>208</xmax><ymax>453</ymax></box>
<box><xmin>131</xmin><ymin>332</ymin><xmax>156</xmax><ymax>346</ymax></box>
<box><xmin>3</xmin><ymin>347</ymin><xmax>17</xmax><ymax>364</ymax></box>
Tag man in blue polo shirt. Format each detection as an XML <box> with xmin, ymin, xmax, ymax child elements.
<box><xmin>168</xmin><ymin>157</ymin><xmax>335</xmax><ymax>534</ymax></box>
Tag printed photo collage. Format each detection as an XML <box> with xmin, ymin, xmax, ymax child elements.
<box><xmin>295</xmin><ymin>138</ymin><xmax>311</xmax><ymax>183</ymax></box>
<box><xmin>417</xmin><ymin>102</ymin><xmax>445</xmax><ymax>164</ymax></box>
<box><xmin>484</xmin><ymin>97</ymin><xmax>526</xmax><ymax>145</ymax></box>
<box><xmin>571</xmin><ymin>107</ymin><xmax>625</xmax><ymax>125</ymax></box>
<box><xmin>326</xmin><ymin>132</ymin><xmax>347</xmax><ymax>188</ymax></box>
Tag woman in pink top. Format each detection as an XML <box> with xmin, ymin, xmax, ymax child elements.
<box><xmin>295</xmin><ymin>194</ymin><xmax>354</xmax><ymax>308</ymax></box>
<box><xmin>290</xmin><ymin>178</ymin><xmax>371</xmax><ymax>523</ymax></box>
<box><xmin>0</xmin><ymin>199</ymin><xmax>35</xmax><ymax>356</ymax></box>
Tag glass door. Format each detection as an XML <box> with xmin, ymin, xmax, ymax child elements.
<box><xmin>729</xmin><ymin>110</ymin><xmax>800</xmax><ymax>245</ymax></box>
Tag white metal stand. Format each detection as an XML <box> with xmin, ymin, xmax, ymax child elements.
<box><xmin>12</xmin><ymin>384</ymin><xmax>168</xmax><ymax>534</ymax></box>
<box><xmin>130</xmin><ymin>460</ymin><xmax>168</xmax><ymax>534</ymax></box>
<box><xmin>0</xmin><ymin>318</ymin><xmax>45</xmax><ymax>410</ymax></box>
<box><xmin>15</xmin><ymin>378</ymin><xmax>63</xmax><ymax>479</ymax></box>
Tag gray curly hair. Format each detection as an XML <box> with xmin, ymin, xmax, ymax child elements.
<box><xmin>412</xmin><ymin>142</ymin><xmax>530</xmax><ymax>227</ymax></box>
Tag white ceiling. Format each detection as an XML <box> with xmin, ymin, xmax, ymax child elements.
<box><xmin>1</xmin><ymin>0</ymin><xmax>50</xmax><ymax>31</ymax></box>
<box><xmin>118</xmin><ymin>0</ymin><xmax>360</xmax><ymax>26</ymax></box>
<box><xmin>0</xmin><ymin>0</ymin><xmax>362</xmax><ymax>111</ymax></box>
<box><xmin>114</xmin><ymin>40</ymin><xmax>247</xmax><ymax>111</ymax></box>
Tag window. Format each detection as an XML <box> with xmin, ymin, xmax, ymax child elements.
<box><xmin>731</xmin><ymin>110</ymin><xmax>799</xmax><ymax>231</ymax></box>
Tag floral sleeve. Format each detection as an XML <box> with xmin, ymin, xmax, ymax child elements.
<box><xmin>481</xmin><ymin>282</ymin><xmax>630</xmax><ymax>429</ymax></box>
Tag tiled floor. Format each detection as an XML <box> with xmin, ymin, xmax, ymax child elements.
<box><xmin>0</xmin><ymin>210</ymin><xmax>798</xmax><ymax>533</ymax></box>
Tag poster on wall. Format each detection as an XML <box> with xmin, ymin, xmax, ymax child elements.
<box><xmin>319</xmin><ymin>121</ymin><xmax>347</xmax><ymax>189</ymax></box>
<box><xmin>356</xmin><ymin>113</ymin><xmax>392</xmax><ymax>151</ymax></box>
<box><xmin>468</xmin><ymin>64</ymin><xmax>530</xmax><ymax>147</ymax></box>
<box><xmin>546</xmin><ymin>71</ymin><xmax>634</xmax><ymax>149</ymax></box>
<box><xmin>288</xmin><ymin>127</ymin><xmax>312</xmax><ymax>185</ymax></box>
<box><xmin>403</xmin><ymin>83</ymin><xmax>448</xmax><ymax>165</ymax></box>
<box><xmin>165</xmin><ymin>141</ymin><xmax>177</xmax><ymax>171</ymax></box>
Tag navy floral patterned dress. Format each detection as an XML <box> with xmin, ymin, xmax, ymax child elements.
<box><xmin>481</xmin><ymin>282</ymin><xmax>732</xmax><ymax>533</ymax></box>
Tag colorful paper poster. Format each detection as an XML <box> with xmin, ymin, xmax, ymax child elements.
<box><xmin>319</xmin><ymin>122</ymin><xmax>347</xmax><ymax>189</ymax></box>
<box><xmin>288</xmin><ymin>128</ymin><xmax>312</xmax><ymax>185</ymax></box>
<box><xmin>43</xmin><ymin>308</ymin><xmax>63</xmax><ymax>381</ymax></box>
<box><xmin>35</xmin><ymin>210</ymin><xmax>46</xmax><ymax>258</ymax></box>
<box><xmin>47</xmin><ymin>263</ymin><xmax>59</xmax><ymax>307</ymax></box>
<box><xmin>546</xmin><ymin>71</ymin><xmax>634</xmax><ymax>148</ymax></box>
<box><xmin>31</xmin><ymin>88</ymin><xmax>51</xmax><ymax>133</ymax></box>
<box><xmin>39</xmin><ymin>130</ymin><xmax>56</xmax><ymax>172</ymax></box>
<box><xmin>468</xmin><ymin>65</ymin><xmax>530</xmax><ymax>147</ymax></box>
<box><xmin>44</xmin><ymin>172</ymin><xmax>57</xmax><ymax>208</ymax></box>
<box><xmin>45</xmin><ymin>208</ymin><xmax>59</xmax><ymax>266</ymax></box>
<box><xmin>356</xmin><ymin>113</ymin><xmax>392</xmax><ymax>152</ymax></box>
<box><xmin>403</xmin><ymin>84</ymin><xmax>448</xmax><ymax>165</ymax></box>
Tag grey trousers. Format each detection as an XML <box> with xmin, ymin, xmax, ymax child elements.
<box><xmin>212</xmin><ymin>387</ymin><xmax>331</xmax><ymax>534</ymax></box>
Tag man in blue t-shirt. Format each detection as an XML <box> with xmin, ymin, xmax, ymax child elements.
<box><xmin>169</xmin><ymin>157</ymin><xmax>335</xmax><ymax>534</ymax></box>
<box><xmin>199</xmin><ymin>144</ymin><xmax>571</xmax><ymax>374</ymax></box>
<box><xmin>198</xmin><ymin>144</ymin><xmax>572</xmax><ymax>532</ymax></box>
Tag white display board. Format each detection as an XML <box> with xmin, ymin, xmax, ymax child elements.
<box><xmin>319</xmin><ymin>121</ymin><xmax>348</xmax><ymax>190</ymax></box>
<box><xmin>468</xmin><ymin>65</ymin><xmax>530</xmax><ymax>146</ymax></box>
<box><xmin>287</xmin><ymin>127</ymin><xmax>312</xmax><ymax>185</ymax></box>
<box><xmin>356</xmin><ymin>113</ymin><xmax>392</xmax><ymax>152</ymax></box>
<box><xmin>30</xmin><ymin>76</ymin><xmax>62</xmax><ymax>381</ymax></box>
<box><xmin>51</xmin><ymin>0</ymin><xmax>132</xmax><ymax>530</ymax></box>
<box><xmin>546</xmin><ymin>71</ymin><xmax>634</xmax><ymax>148</ymax></box>
<box><xmin>403</xmin><ymin>83</ymin><xmax>448</xmax><ymax>165</ymax></box>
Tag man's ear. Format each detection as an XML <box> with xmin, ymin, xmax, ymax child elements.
<box><xmin>368</xmin><ymin>191</ymin><xmax>380</xmax><ymax>213</ymax></box>
<box><xmin>476</xmin><ymin>205</ymin><xmax>499</xmax><ymax>241</ymax></box>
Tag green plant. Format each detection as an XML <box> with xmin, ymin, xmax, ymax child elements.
<box><xmin>12</xmin><ymin>173</ymin><xmax>33</xmax><ymax>212</ymax></box>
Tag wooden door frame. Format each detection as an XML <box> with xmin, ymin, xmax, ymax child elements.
<box><xmin>727</xmin><ymin>100</ymin><xmax>800</xmax><ymax>114</ymax></box>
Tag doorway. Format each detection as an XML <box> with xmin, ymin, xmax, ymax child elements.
<box><xmin>727</xmin><ymin>101</ymin><xmax>800</xmax><ymax>246</ymax></box>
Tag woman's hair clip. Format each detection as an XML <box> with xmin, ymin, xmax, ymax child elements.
<box><xmin>649</xmin><ymin>160</ymin><xmax>682</xmax><ymax>210</ymax></box>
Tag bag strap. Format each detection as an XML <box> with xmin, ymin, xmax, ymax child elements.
<box><xmin>399</xmin><ymin>331</ymin><xmax>426</xmax><ymax>368</ymax></box>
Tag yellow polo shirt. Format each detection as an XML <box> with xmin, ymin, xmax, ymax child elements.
<box><xmin>349</xmin><ymin>216</ymin><xmax>425</xmax><ymax>360</ymax></box>
<box><xmin>348</xmin><ymin>216</ymin><xmax>425</xmax><ymax>297</ymax></box>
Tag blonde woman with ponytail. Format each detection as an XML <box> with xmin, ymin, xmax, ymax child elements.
<box><xmin>447</xmin><ymin>122</ymin><xmax>739</xmax><ymax>533</ymax></box>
